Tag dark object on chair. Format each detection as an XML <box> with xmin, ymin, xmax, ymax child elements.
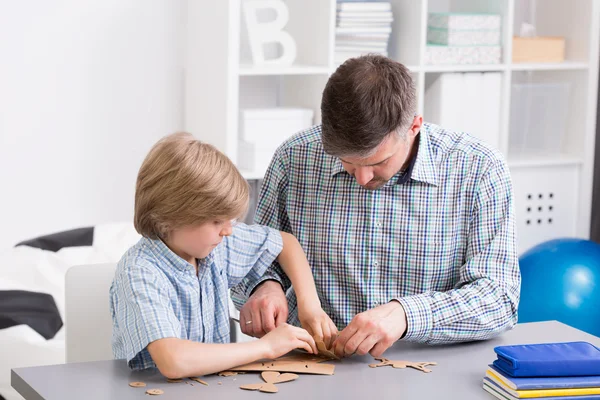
<box><xmin>0</xmin><ymin>290</ymin><xmax>63</xmax><ymax>340</ymax></box>
<box><xmin>15</xmin><ymin>227</ymin><xmax>94</xmax><ymax>252</ymax></box>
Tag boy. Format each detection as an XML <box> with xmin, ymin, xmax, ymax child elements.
<box><xmin>110</xmin><ymin>132</ymin><xmax>337</xmax><ymax>379</ymax></box>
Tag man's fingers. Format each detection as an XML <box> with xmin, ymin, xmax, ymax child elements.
<box><xmin>333</xmin><ymin>323</ymin><xmax>358</xmax><ymax>357</ymax></box>
<box><xmin>355</xmin><ymin>334</ymin><xmax>378</xmax><ymax>356</ymax></box>
<box><xmin>250</xmin><ymin>309</ymin><xmax>264</xmax><ymax>337</ymax></box>
<box><xmin>328</xmin><ymin>321</ymin><xmax>339</xmax><ymax>349</ymax></box>
<box><xmin>239</xmin><ymin>310</ymin><xmax>251</xmax><ymax>335</ymax></box>
<box><xmin>260</xmin><ymin>304</ymin><xmax>277</xmax><ymax>333</ymax></box>
<box><xmin>274</xmin><ymin>298</ymin><xmax>288</xmax><ymax>327</ymax></box>
<box><xmin>370</xmin><ymin>340</ymin><xmax>392</xmax><ymax>358</ymax></box>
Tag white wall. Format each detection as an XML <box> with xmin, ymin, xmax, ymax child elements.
<box><xmin>0</xmin><ymin>0</ymin><xmax>184</xmax><ymax>249</ymax></box>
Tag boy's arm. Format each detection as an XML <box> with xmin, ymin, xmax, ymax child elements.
<box><xmin>230</xmin><ymin>151</ymin><xmax>292</xmax><ymax>309</ymax></box>
<box><xmin>147</xmin><ymin>324</ymin><xmax>317</xmax><ymax>379</ymax></box>
<box><xmin>269</xmin><ymin>232</ymin><xmax>338</xmax><ymax>347</ymax></box>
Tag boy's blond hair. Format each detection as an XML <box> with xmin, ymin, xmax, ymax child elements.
<box><xmin>134</xmin><ymin>132</ymin><xmax>249</xmax><ymax>239</ymax></box>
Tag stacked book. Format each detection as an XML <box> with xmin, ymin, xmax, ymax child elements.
<box><xmin>335</xmin><ymin>2</ymin><xmax>393</xmax><ymax>65</ymax></box>
<box><xmin>425</xmin><ymin>12</ymin><xmax>502</xmax><ymax>65</ymax></box>
<box><xmin>484</xmin><ymin>342</ymin><xmax>600</xmax><ymax>400</ymax></box>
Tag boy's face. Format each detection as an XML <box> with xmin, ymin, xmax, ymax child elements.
<box><xmin>167</xmin><ymin>219</ymin><xmax>235</xmax><ymax>262</ymax></box>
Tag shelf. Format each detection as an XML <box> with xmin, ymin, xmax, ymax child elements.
<box><xmin>238</xmin><ymin>64</ymin><xmax>333</xmax><ymax>76</ymax></box>
<box><xmin>422</xmin><ymin>64</ymin><xmax>507</xmax><ymax>73</ymax></box>
<box><xmin>510</xmin><ymin>61</ymin><xmax>589</xmax><ymax>71</ymax></box>
<box><xmin>507</xmin><ymin>156</ymin><xmax>584</xmax><ymax>168</ymax></box>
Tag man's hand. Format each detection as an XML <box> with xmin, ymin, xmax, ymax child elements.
<box><xmin>239</xmin><ymin>280</ymin><xmax>288</xmax><ymax>338</ymax></box>
<box><xmin>332</xmin><ymin>301</ymin><xmax>407</xmax><ymax>358</ymax></box>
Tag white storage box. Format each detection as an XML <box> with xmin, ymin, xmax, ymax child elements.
<box><xmin>508</xmin><ymin>82</ymin><xmax>571</xmax><ymax>158</ymax></box>
<box><xmin>428</xmin><ymin>13</ymin><xmax>501</xmax><ymax>30</ymax></box>
<box><xmin>425</xmin><ymin>44</ymin><xmax>501</xmax><ymax>65</ymax></box>
<box><xmin>239</xmin><ymin>108</ymin><xmax>314</xmax><ymax>144</ymax></box>
<box><xmin>510</xmin><ymin>164</ymin><xmax>578</xmax><ymax>254</ymax></box>
<box><xmin>238</xmin><ymin>107</ymin><xmax>314</xmax><ymax>175</ymax></box>
<box><xmin>427</xmin><ymin>27</ymin><xmax>501</xmax><ymax>46</ymax></box>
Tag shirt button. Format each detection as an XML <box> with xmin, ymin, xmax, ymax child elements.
<box><xmin>376</xmin><ymin>222</ymin><xmax>382</xmax><ymax>228</ymax></box>
<box><xmin>373</xmin><ymin>261</ymin><xmax>379</xmax><ymax>267</ymax></box>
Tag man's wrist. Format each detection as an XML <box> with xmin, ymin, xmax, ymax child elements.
<box><xmin>249</xmin><ymin>279</ymin><xmax>285</xmax><ymax>297</ymax></box>
<box><xmin>389</xmin><ymin>299</ymin><xmax>408</xmax><ymax>339</ymax></box>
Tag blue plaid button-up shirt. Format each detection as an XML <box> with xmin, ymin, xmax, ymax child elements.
<box><xmin>232</xmin><ymin>123</ymin><xmax>520</xmax><ymax>344</ymax></box>
<box><xmin>110</xmin><ymin>223</ymin><xmax>282</xmax><ymax>369</ymax></box>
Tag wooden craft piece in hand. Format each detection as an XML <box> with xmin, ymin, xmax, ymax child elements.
<box><xmin>229</xmin><ymin>352</ymin><xmax>335</xmax><ymax>375</ymax></box>
<box><xmin>369</xmin><ymin>357</ymin><xmax>437</xmax><ymax>373</ymax></box>
<box><xmin>316</xmin><ymin>340</ymin><xmax>340</xmax><ymax>360</ymax></box>
<box><xmin>240</xmin><ymin>371</ymin><xmax>299</xmax><ymax>393</ymax></box>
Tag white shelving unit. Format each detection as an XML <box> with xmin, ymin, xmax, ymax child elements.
<box><xmin>185</xmin><ymin>0</ymin><xmax>600</xmax><ymax>253</ymax></box>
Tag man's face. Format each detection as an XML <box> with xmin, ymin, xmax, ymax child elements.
<box><xmin>339</xmin><ymin>117</ymin><xmax>421</xmax><ymax>190</ymax></box>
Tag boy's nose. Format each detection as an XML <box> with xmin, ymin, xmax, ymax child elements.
<box><xmin>220</xmin><ymin>224</ymin><xmax>233</xmax><ymax>237</ymax></box>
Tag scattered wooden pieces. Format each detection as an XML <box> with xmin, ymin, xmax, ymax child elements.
<box><xmin>369</xmin><ymin>357</ymin><xmax>437</xmax><ymax>373</ymax></box>
<box><xmin>190</xmin><ymin>377</ymin><xmax>209</xmax><ymax>386</ymax></box>
<box><xmin>167</xmin><ymin>378</ymin><xmax>183</xmax><ymax>383</ymax></box>
<box><xmin>129</xmin><ymin>381</ymin><xmax>146</xmax><ymax>388</ymax></box>
<box><xmin>145</xmin><ymin>388</ymin><xmax>164</xmax><ymax>395</ymax></box>
<box><xmin>240</xmin><ymin>371</ymin><xmax>299</xmax><ymax>393</ymax></box>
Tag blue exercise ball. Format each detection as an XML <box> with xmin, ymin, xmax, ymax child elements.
<box><xmin>518</xmin><ymin>238</ymin><xmax>600</xmax><ymax>337</ymax></box>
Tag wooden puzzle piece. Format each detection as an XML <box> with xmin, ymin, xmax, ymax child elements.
<box><xmin>218</xmin><ymin>371</ymin><xmax>239</xmax><ymax>377</ymax></box>
<box><xmin>145</xmin><ymin>388</ymin><xmax>164</xmax><ymax>395</ymax></box>
<box><xmin>240</xmin><ymin>371</ymin><xmax>299</xmax><ymax>393</ymax></box>
<box><xmin>316</xmin><ymin>340</ymin><xmax>340</xmax><ymax>360</ymax></box>
<box><xmin>229</xmin><ymin>352</ymin><xmax>335</xmax><ymax>375</ymax></box>
<box><xmin>128</xmin><ymin>381</ymin><xmax>146</xmax><ymax>388</ymax></box>
<box><xmin>190</xmin><ymin>377</ymin><xmax>209</xmax><ymax>385</ymax></box>
<box><xmin>369</xmin><ymin>357</ymin><xmax>437</xmax><ymax>373</ymax></box>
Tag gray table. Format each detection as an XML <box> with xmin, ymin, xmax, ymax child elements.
<box><xmin>12</xmin><ymin>321</ymin><xmax>600</xmax><ymax>400</ymax></box>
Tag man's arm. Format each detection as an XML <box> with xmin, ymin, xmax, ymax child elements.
<box><xmin>396</xmin><ymin>158</ymin><xmax>520</xmax><ymax>343</ymax></box>
<box><xmin>333</xmin><ymin>158</ymin><xmax>520</xmax><ymax>356</ymax></box>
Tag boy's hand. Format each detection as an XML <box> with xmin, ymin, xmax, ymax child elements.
<box><xmin>297</xmin><ymin>301</ymin><xmax>338</xmax><ymax>351</ymax></box>
<box><xmin>259</xmin><ymin>323</ymin><xmax>317</xmax><ymax>359</ymax></box>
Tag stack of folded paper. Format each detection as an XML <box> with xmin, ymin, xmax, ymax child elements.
<box><xmin>484</xmin><ymin>342</ymin><xmax>600</xmax><ymax>400</ymax></box>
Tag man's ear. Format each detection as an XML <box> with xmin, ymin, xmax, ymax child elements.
<box><xmin>408</xmin><ymin>115</ymin><xmax>423</xmax><ymax>138</ymax></box>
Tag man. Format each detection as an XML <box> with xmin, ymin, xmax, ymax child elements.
<box><xmin>231</xmin><ymin>54</ymin><xmax>520</xmax><ymax>358</ymax></box>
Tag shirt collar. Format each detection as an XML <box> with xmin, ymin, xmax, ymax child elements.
<box><xmin>328</xmin><ymin>127</ymin><xmax>438</xmax><ymax>187</ymax></box>
<box><xmin>143</xmin><ymin>236</ymin><xmax>196</xmax><ymax>274</ymax></box>
<box><xmin>410</xmin><ymin>127</ymin><xmax>439</xmax><ymax>186</ymax></box>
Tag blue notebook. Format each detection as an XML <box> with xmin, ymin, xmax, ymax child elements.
<box><xmin>483</xmin><ymin>378</ymin><xmax>600</xmax><ymax>400</ymax></box>
<box><xmin>488</xmin><ymin>365</ymin><xmax>600</xmax><ymax>390</ymax></box>
<box><xmin>494</xmin><ymin>342</ymin><xmax>600</xmax><ymax>377</ymax></box>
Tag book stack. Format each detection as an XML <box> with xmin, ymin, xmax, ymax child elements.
<box><xmin>425</xmin><ymin>12</ymin><xmax>502</xmax><ymax>65</ymax></box>
<box><xmin>484</xmin><ymin>342</ymin><xmax>600</xmax><ymax>400</ymax></box>
<box><xmin>335</xmin><ymin>2</ymin><xmax>393</xmax><ymax>65</ymax></box>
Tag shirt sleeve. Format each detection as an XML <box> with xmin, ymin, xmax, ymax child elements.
<box><xmin>395</xmin><ymin>158</ymin><xmax>521</xmax><ymax>343</ymax></box>
<box><xmin>111</xmin><ymin>260</ymin><xmax>182</xmax><ymax>366</ymax></box>
<box><xmin>230</xmin><ymin>149</ymin><xmax>293</xmax><ymax>309</ymax></box>
<box><xmin>223</xmin><ymin>223</ymin><xmax>283</xmax><ymax>290</ymax></box>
